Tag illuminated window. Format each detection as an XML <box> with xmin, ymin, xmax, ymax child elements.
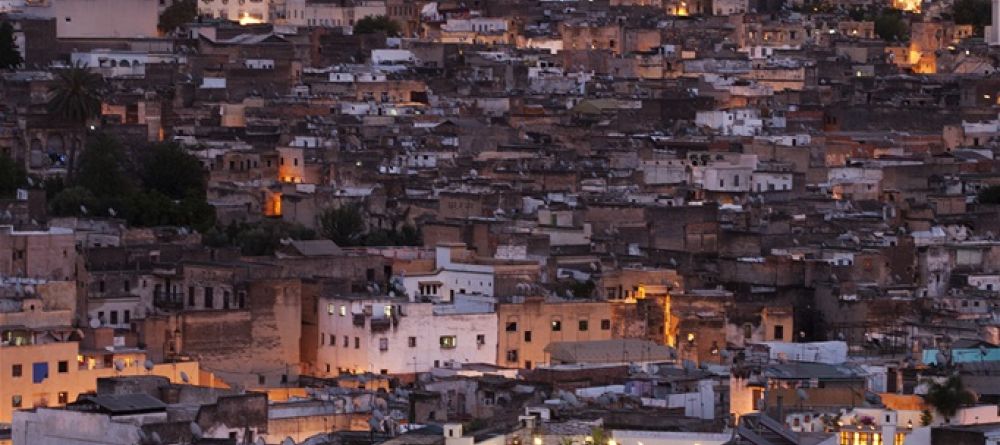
<box><xmin>440</xmin><ymin>335</ymin><xmax>457</xmax><ymax>349</ymax></box>
<box><xmin>327</xmin><ymin>304</ymin><xmax>334</xmax><ymax>315</ymax></box>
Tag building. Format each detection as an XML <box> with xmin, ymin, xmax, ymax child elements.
<box><xmin>315</xmin><ymin>293</ymin><xmax>498</xmax><ymax>376</ymax></box>
<box><xmin>496</xmin><ymin>297</ymin><xmax>615</xmax><ymax>369</ymax></box>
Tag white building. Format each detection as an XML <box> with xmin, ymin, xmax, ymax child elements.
<box><xmin>199</xmin><ymin>0</ymin><xmax>271</xmax><ymax>24</ymax></box>
<box><xmin>315</xmin><ymin>294</ymin><xmax>498</xmax><ymax>375</ymax></box>
<box><xmin>400</xmin><ymin>244</ymin><xmax>500</xmax><ymax>302</ymax></box>
<box><xmin>284</xmin><ymin>0</ymin><xmax>384</xmax><ymax>28</ymax></box>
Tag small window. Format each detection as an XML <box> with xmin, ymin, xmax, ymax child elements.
<box><xmin>524</xmin><ymin>331</ymin><xmax>532</xmax><ymax>342</ymax></box>
<box><xmin>58</xmin><ymin>391</ymin><xmax>68</xmax><ymax>404</ymax></box>
<box><xmin>327</xmin><ymin>303</ymin><xmax>335</xmax><ymax>315</ymax></box>
<box><xmin>773</xmin><ymin>325</ymin><xmax>784</xmax><ymax>340</ymax></box>
<box><xmin>58</xmin><ymin>361</ymin><xmax>68</xmax><ymax>373</ymax></box>
<box><xmin>505</xmin><ymin>321</ymin><xmax>518</xmax><ymax>332</ymax></box>
<box><xmin>408</xmin><ymin>336</ymin><xmax>417</xmax><ymax>347</ymax></box>
<box><xmin>11</xmin><ymin>364</ymin><xmax>22</xmax><ymax>378</ymax></box>
<box><xmin>343</xmin><ymin>336</ymin><xmax>349</xmax><ymax>347</ymax></box>
<box><xmin>601</xmin><ymin>319</ymin><xmax>611</xmax><ymax>330</ymax></box>
<box><xmin>440</xmin><ymin>335</ymin><xmax>457</xmax><ymax>349</ymax></box>
<box><xmin>12</xmin><ymin>395</ymin><xmax>21</xmax><ymax>408</ymax></box>
<box><xmin>354</xmin><ymin>337</ymin><xmax>360</xmax><ymax>349</ymax></box>
<box><xmin>551</xmin><ymin>320</ymin><xmax>562</xmax><ymax>332</ymax></box>
<box><xmin>506</xmin><ymin>349</ymin><xmax>519</xmax><ymax>363</ymax></box>
<box><xmin>379</xmin><ymin>338</ymin><xmax>389</xmax><ymax>351</ymax></box>
<box><xmin>578</xmin><ymin>320</ymin><xmax>589</xmax><ymax>331</ymax></box>
<box><xmin>476</xmin><ymin>334</ymin><xmax>485</xmax><ymax>345</ymax></box>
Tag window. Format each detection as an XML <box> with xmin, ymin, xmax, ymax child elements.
<box><xmin>58</xmin><ymin>391</ymin><xmax>68</xmax><ymax>404</ymax></box>
<box><xmin>58</xmin><ymin>361</ymin><xmax>68</xmax><ymax>373</ymax></box>
<box><xmin>506</xmin><ymin>349</ymin><xmax>519</xmax><ymax>363</ymax></box>
<box><xmin>601</xmin><ymin>319</ymin><xmax>611</xmax><ymax>330</ymax></box>
<box><xmin>339</xmin><ymin>306</ymin><xmax>346</xmax><ymax>316</ymax></box>
<box><xmin>379</xmin><ymin>338</ymin><xmax>389</xmax><ymax>351</ymax></box>
<box><xmin>354</xmin><ymin>337</ymin><xmax>360</xmax><ymax>349</ymax></box>
<box><xmin>551</xmin><ymin>320</ymin><xmax>562</xmax><ymax>332</ymax></box>
<box><xmin>109</xmin><ymin>311</ymin><xmax>118</xmax><ymax>325</ymax></box>
<box><xmin>329</xmin><ymin>334</ymin><xmax>335</xmax><ymax>346</ymax></box>
<box><xmin>12</xmin><ymin>395</ymin><xmax>21</xmax><ymax>408</ymax></box>
<box><xmin>773</xmin><ymin>325</ymin><xmax>784</xmax><ymax>340</ymax></box>
<box><xmin>123</xmin><ymin>310</ymin><xmax>130</xmax><ymax>324</ymax></box>
<box><xmin>744</xmin><ymin>324</ymin><xmax>753</xmax><ymax>339</ymax></box>
<box><xmin>204</xmin><ymin>287</ymin><xmax>214</xmax><ymax>308</ymax></box>
<box><xmin>505</xmin><ymin>321</ymin><xmax>518</xmax><ymax>332</ymax></box>
<box><xmin>440</xmin><ymin>335</ymin><xmax>457</xmax><ymax>349</ymax></box>
<box><xmin>188</xmin><ymin>287</ymin><xmax>195</xmax><ymax>306</ymax></box>
<box><xmin>525</xmin><ymin>360</ymin><xmax>532</xmax><ymax>369</ymax></box>
<box><xmin>258</xmin><ymin>375</ymin><xmax>266</xmax><ymax>385</ymax></box>
<box><xmin>343</xmin><ymin>336</ymin><xmax>349</xmax><ymax>347</ymax></box>
<box><xmin>476</xmin><ymin>334</ymin><xmax>485</xmax><ymax>345</ymax></box>
<box><xmin>12</xmin><ymin>364</ymin><xmax>21</xmax><ymax>378</ymax></box>
<box><xmin>578</xmin><ymin>320</ymin><xmax>589</xmax><ymax>331</ymax></box>
<box><xmin>524</xmin><ymin>331</ymin><xmax>532</xmax><ymax>342</ymax></box>
<box><xmin>408</xmin><ymin>336</ymin><xmax>417</xmax><ymax>347</ymax></box>
<box><xmin>328</xmin><ymin>303</ymin><xmax>335</xmax><ymax>315</ymax></box>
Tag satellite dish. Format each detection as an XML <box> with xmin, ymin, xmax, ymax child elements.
<box><xmin>144</xmin><ymin>360</ymin><xmax>154</xmax><ymax>371</ymax></box>
<box><xmin>797</xmin><ymin>388</ymin><xmax>809</xmax><ymax>401</ymax></box>
<box><xmin>108</xmin><ymin>208</ymin><xmax>116</xmax><ymax>217</ymax></box>
<box><xmin>935</xmin><ymin>351</ymin><xmax>947</xmax><ymax>366</ymax></box>
<box><xmin>180</xmin><ymin>371</ymin><xmax>190</xmax><ymax>383</ymax></box>
<box><xmin>189</xmin><ymin>422</ymin><xmax>203</xmax><ymax>439</ymax></box>
<box><xmin>114</xmin><ymin>360</ymin><xmax>125</xmax><ymax>372</ymax></box>
<box><xmin>89</xmin><ymin>318</ymin><xmax>101</xmax><ymax>329</ymax></box>
<box><xmin>255</xmin><ymin>438</ymin><xmax>266</xmax><ymax>445</ymax></box>
<box><xmin>79</xmin><ymin>205</ymin><xmax>87</xmax><ymax>215</ymax></box>
<box><xmin>281</xmin><ymin>437</ymin><xmax>295</xmax><ymax>445</ymax></box>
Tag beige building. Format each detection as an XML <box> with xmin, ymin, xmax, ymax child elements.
<box><xmin>497</xmin><ymin>297</ymin><xmax>615</xmax><ymax>369</ymax></box>
<box><xmin>0</xmin><ymin>225</ymin><xmax>76</xmax><ymax>282</ymax></box>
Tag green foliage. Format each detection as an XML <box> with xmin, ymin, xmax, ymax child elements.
<box><xmin>353</xmin><ymin>15</ymin><xmax>401</xmax><ymax>36</ymax></box>
<box><xmin>49</xmin><ymin>133</ymin><xmax>214</xmax><ymax>230</ymax></box>
<box><xmin>924</xmin><ymin>376</ymin><xmax>975</xmax><ymax>422</ymax></box>
<box><xmin>139</xmin><ymin>143</ymin><xmax>206</xmax><ymax>200</ymax></box>
<box><xmin>0</xmin><ymin>21</ymin><xmax>23</xmax><ymax>70</ymax></box>
<box><xmin>158</xmin><ymin>0</ymin><xmax>197</xmax><ymax>33</ymax></box>
<box><xmin>319</xmin><ymin>205</ymin><xmax>365</xmax><ymax>246</ymax></box>
<box><xmin>206</xmin><ymin>220</ymin><xmax>316</xmax><ymax>256</ymax></box>
<box><xmin>47</xmin><ymin>63</ymin><xmax>102</xmax><ymax>125</ymax></box>
<box><xmin>76</xmin><ymin>133</ymin><xmax>132</xmax><ymax>199</ymax></box>
<box><xmin>977</xmin><ymin>185</ymin><xmax>1000</xmax><ymax>204</ymax></box>
<box><xmin>920</xmin><ymin>409</ymin><xmax>933</xmax><ymax>426</ymax></box>
<box><xmin>0</xmin><ymin>153</ymin><xmax>26</xmax><ymax>198</ymax></box>
<box><xmin>874</xmin><ymin>9</ymin><xmax>908</xmax><ymax>42</ymax></box>
<box><xmin>318</xmin><ymin>205</ymin><xmax>422</xmax><ymax>247</ymax></box>
<box><xmin>953</xmin><ymin>0</ymin><xmax>991</xmax><ymax>34</ymax></box>
<box><xmin>49</xmin><ymin>186</ymin><xmax>98</xmax><ymax>217</ymax></box>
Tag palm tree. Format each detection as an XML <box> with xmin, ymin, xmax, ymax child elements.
<box><xmin>924</xmin><ymin>376</ymin><xmax>976</xmax><ymax>423</ymax></box>
<box><xmin>47</xmin><ymin>62</ymin><xmax>102</xmax><ymax>175</ymax></box>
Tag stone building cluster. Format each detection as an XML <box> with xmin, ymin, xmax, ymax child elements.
<box><xmin>2</xmin><ymin>0</ymin><xmax>1000</xmax><ymax>444</ymax></box>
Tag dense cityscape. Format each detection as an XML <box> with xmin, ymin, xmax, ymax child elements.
<box><xmin>0</xmin><ymin>0</ymin><xmax>999</xmax><ymax>443</ymax></box>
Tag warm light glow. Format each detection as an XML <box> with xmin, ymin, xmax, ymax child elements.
<box><xmin>687</xmin><ymin>332</ymin><xmax>695</xmax><ymax>342</ymax></box>
<box><xmin>239</xmin><ymin>12</ymin><xmax>264</xmax><ymax>26</ymax></box>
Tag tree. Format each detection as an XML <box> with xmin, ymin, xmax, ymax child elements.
<box><xmin>49</xmin><ymin>186</ymin><xmax>98</xmax><ymax>217</ymax></box>
<box><xmin>158</xmin><ymin>0</ymin><xmax>197</xmax><ymax>34</ymax></box>
<box><xmin>47</xmin><ymin>63</ymin><xmax>102</xmax><ymax>175</ymax></box>
<box><xmin>0</xmin><ymin>21</ymin><xmax>23</xmax><ymax>70</ymax></box>
<box><xmin>353</xmin><ymin>15</ymin><xmax>401</xmax><ymax>36</ymax></box>
<box><xmin>874</xmin><ymin>9</ymin><xmax>908</xmax><ymax>41</ymax></box>
<box><xmin>140</xmin><ymin>143</ymin><xmax>206</xmax><ymax>199</ymax></box>
<box><xmin>319</xmin><ymin>205</ymin><xmax>365</xmax><ymax>246</ymax></box>
<box><xmin>953</xmin><ymin>0</ymin><xmax>991</xmax><ymax>34</ymax></box>
<box><xmin>924</xmin><ymin>376</ymin><xmax>975</xmax><ymax>423</ymax></box>
<box><xmin>0</xmin><ymin>153</ymin><xmax>26</xmax><ymax>198</ymax></box>
<box><xmin>76</xmin><ymin>133</ymin><xmax>131</xmax><ymax>200</ymax></box>
<box><xmin>978</xmin><ymin>185</ymin><xmax>1000</xmax><ymax>204</ymax></box>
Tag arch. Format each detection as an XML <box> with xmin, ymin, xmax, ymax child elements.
<box><xmin>119</xmin><ymin>60</ymin><xmax>130</xmax><ymax>67</ymax></box>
